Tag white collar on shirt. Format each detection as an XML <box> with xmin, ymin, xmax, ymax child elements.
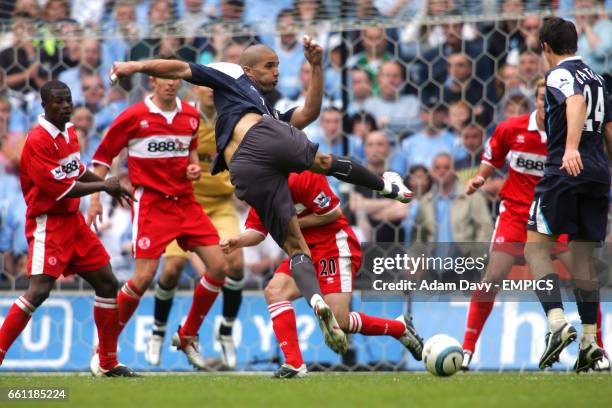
<box><xmin>38</xmin><ymin>115</ymin><xmax>72</xmax><ymax>143</ymax></box>
<box><xmin>527</xmin><ymin>110</ymin><xmax>547</xmax><ymax>143</ymax></box>
<box><xmin>556</xmin><ymin>55</ymin><xmax>582</xmax><ymax>66</ymax></box>
<box><xmin>144</xmin><ymin>95</ymin><xmax>182</xmax><ymax>124</ymax></box>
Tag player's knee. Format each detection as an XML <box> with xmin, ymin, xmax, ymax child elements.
<box><xmin>207</xmin><ymin>258</ymin><xmax>229</xmax><ymax>281</ymax></box>
<box><xmin>227</xmin><ymin>255</ymin><xmax>244</xmax><ymax>279</ymax></box>
<box><xmin>24</xmin><ymin>286</ymin><xmax>51</xmax><ymax>308</ymax></box>
<box><xmin>98</xmin><ymin>271</ymin><xmax>119</xmax><ymax>298</ymax></box>
<box><xmin>264</xmin><ymin>279</ymin><xmax>289</xmax><ymax>304</ymax></box>
<box><xmin>162</xmin><ymin>257</ymin><xmax>186</xmax><ymax>281</ymax></box>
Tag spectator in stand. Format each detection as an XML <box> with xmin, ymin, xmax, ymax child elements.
<box><xmin>275</xmin><ymin>60</ymin><xmax>341</xmax><ymax>120</ymax></box>
<box><xmin>72</xmin><ymin>106</ymin><xmax>101</xmax><ymax>167</ymax></box>
<box><xmin>416</xmin><ymin>17</ymin><xmax>493</xmax><ymax>108</ymax></box>
<box><xmin>58</xmin><ymin>38</ymin><xmax>110</xmax><ymax>105</ymax></box>
<box><xmin>504</xmin><ymin>15</ymin><xmax>542</xmax><ymax>66</ymax></box>
<box><xmin>80</xmin><ymin>73</ymin><xmax>128</xmax><ymax>133</ymax></box>
<box><xmin>0</xmin><ymin>12</ymin><xmax>49</xmax><ymax>95</ymax></box>
<box><xmin>390</xmin><ymin>104</ymin><xmax>456</xmax><ymax>175</ymax></box>
<box><xmin>413</xmin><ymin>152</ymin><xmax>493</xmax><ymax>243</ymax></box>
<box><xmin>486</xmin><ymin>0</ymin><xmax>540</xmax><ymax>67</ymax></box>
<box><xmin>221</xmin><ymin>42</ymin><xmax>245</xmax><ymax>63</ymax></box>
<box><xmin>293</xmin><ymin>0</ymin><xmax>330</xmax><ymax>45</ymax></box>
<box><xmin>347</xmin><ymin>68</ymin><xmax>373</xmax><ymax>115</ymax></box>
<box><xmin>440</xmin><ymin>52</ymin><xmax>494</xmax><ymax>126</ymax></box>
<box><xmin>345</xmin><ymin>111</ymin><xmax>377</xmax><ymax>164</ymax></box>
<box><xmin>401</xmin><ymin>164</ymin><xmax>434</xmax><ymax>246</ymax></box>
<box><xmin>362</xmin><ymin>60</ymin><xmax>420</xmax><ymax>141</ymax></box>
<box><xmin>503</xmin><ymin>94</ymin><xmax>530</xmax><ymax>120</ymax></box>
<box><xmin>179</xmin><ymin>0</ymin><xmax>212</xmax><ymax>38</ymax></box>
<box><xmin>516</xmin><ymin>48</ymin><xmax>542</xmax><ymax>100</ymax></box>
<box><xmin>102</xmin><ymin>1</ymin><xmax>138</xmax><ymax>71</ymax></box>
<box><xmin>454</xmin><ymin>123</ymin><xmax>485</xmax><ymax>185</ymax></box>
<box><xmin>324</xmin><ymin>34</ymin><xmax>342</xmax><ymax>101</ymax></box>
<box><xmin>447</xmin><ymin>100</ymin><xmax>472</xmax><ymax>137</ymax></box>
<box><xmin>308</xmin><ymin>107</ymin><xmax>365</xmax><ymax>193</ymax></box>
<box><xmin>53</xmin><ymin>20</ymin><xmax>82</xmax><ymax>76</ymax></box>
<box><xmin>0</xmin><ymin>97</ymin><xmax>25</xmax><ymax>174</ymax></box>
<box><xmin>348</xmin><ymin>27</ymin><xmax>393</xmax><ymax>95</ymax></box>
<box><xmin>349</xmin><ymin>130</ymin><xmax>408</xmax><ymax>243</ymax></box>
<box><xmin>267</xmin><ymin>8</ymin><xmax>306</xmax><ymax>100</ymax></box>
<box><xmin>574</xmin><ymin>0</ymin><xmax>612</xmax><ymax>88</ymax></box>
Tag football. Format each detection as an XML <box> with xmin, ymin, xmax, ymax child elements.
<box><xmin>422</xmin><ymin>334</ymin><xmax>463</xmax><ymax>377</ymax></box>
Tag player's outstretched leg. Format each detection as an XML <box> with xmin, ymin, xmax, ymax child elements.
<box><xmin>216</xmin><ymin>253</ymin><xmax>245</xmax><ymax>369</ymax></box>
<box><xmin>264</xmin><ymin>274</ymin><xmax>307</xmax><ymax>379</ymax></box>
<box><xmin>310</xmin><ymin>153</ymin><xmax>412</xmax><ymax>203</ymax></box>
<box><xmin>325</xmin><ymin>292</ymin><xmax>423</xmax><ymax>360</ymax></box>
<box><xmin>145</xmin><ymin>256</ymin><xmax>184</xmax><ymax>366</ymax></box>
<box><xmin>524</xmin><ymin>235</ymin><xmax>576</xmax><ymax>369</ymax></box>
<box><xmin>0</xmin><ymin>276</ymin><xmax>54</xmax><ymax>366</ymax></box>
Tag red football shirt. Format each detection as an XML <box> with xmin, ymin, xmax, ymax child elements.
<box><xmin>20</xmin><ymin>116</ymin><xmax>86</xmax><ymax>218</ymax></box>
<box><xmin>482</xmin><ymin>111</ymin><xmax>548</xmax><ymax>207</ymax></box>
<box><xmin>93</xmin><ymin>96</ymin><xmax>200</xmax><ymax>196</ymax></box>
<box><xmin>245</xmin><ymin>171</ymin><xmax>350</xmax><ymax>245</ymax></box>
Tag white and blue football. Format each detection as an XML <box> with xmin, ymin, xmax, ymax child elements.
<box><xmin>422</xmin><ymin>334</ymin><xmax>463</xmax><ymax>376</ymax></box>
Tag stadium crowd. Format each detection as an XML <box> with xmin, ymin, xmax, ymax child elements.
<box><xmin>0</xmin><ymin>0</ymin><xmax>611</xmax><ymax>286</ymax></box>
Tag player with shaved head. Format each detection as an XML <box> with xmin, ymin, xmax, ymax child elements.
<box><xmin>108</xmin><ymin>37</ymin><xmax>413</xmax><ymax>355</ymax></box>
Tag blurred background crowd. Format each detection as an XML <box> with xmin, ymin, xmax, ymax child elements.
<box><xmin>0</xmin><ymin>0</ymin><xmax>610</xmax><ymax>288</ymax></box>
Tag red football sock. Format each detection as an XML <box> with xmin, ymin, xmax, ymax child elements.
<box><xmin>94</xmin><ymin>296</ymin><xmax>119</xmax><ymax>370</ymax></box>
<box><xmin>597</xmin><ymin>302</ymin><xmax>604</xmax><ymax>349</ymax></box>
<box><xmin>268</xmin><ymin>301</ymin><xmax>303</xmax><ymax>368</ymax></box>
<box><xmin>463</xmin><ymin>289</ymin><xmax>497</xmax><ymax>353</ymax></box>
<box><xmin>180</xmin><ymin>274</ymin><xmax>224</xmax><ymax>337</ymax></box>
<box><xmin>117</xmin><ymin>280</ymin><xmax>144</xmax><ymax>335</ymax></box>
<box><xmin>0</xmin><ymin>296</ymin><xmax>36</xmax><ymax>364</ymax></box>
<box><xmin>348</xmin><ymin>312</ymin><xmax>405</xmax><ymax>338</ymax></box>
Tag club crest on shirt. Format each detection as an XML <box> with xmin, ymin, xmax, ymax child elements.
<box><xmin>313</xmin><ymin>192</ymin><xmax>331</xmax><ymax>209</ymax></box>
<box><xmin>517</xmin><ymin>134</ymin><xmax>525</xmax><ymax>143</ymax></box>
<box><xmin>140</xmin><ymin>120</ymin><xmax>149</xmax><ymax>128</ymax></box>
<box><xmin>189</xmin><ymin>118</ymin><xmax>199</xmax><ymax>130</ymax></box>
<box><xmin>48</xmin><ymin>256</ymin><xmax>57</xmax><ymax>266</ymax></box>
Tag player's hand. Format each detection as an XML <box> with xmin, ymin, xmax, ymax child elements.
<box><xmin>87</xmin><ymin>198</ymin><xmax>104</xmax><ymax>232</ymax></box>
<box><xmin>302</xmin><ymin>35</ymin><xmax>323</xmax><ymax>66</ymax></box>
<box><xmin>220</xmin><ymin>237</ymin><xmax>240</xmax><ymax>254</ymax></box>
<box><xmin>103</xmin><ymin>177</ymin><xmax>135</xmax><ymax>207</ymax></box>
<box><xmin>466</xmin><ymin>176</ymin><xmax>485</xmax><ymax>195</ymax></box>
<box><xmin>560</xmin><ymin>148</ymin><xmax>583</xmax><ymax>176</ymax></box>
<box><xmin>109</xmin><ymin>61</ymin><xmax>140</xmax><ymax>84</ymax></box>
<box><xmin>186</xmin><ymin>163</ymin><xmax>201</xmax><ymax>180</ymax></box>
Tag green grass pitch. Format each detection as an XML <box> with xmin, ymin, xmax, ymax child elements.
<box><xmin>1</xmin><ymin>372</ymin><xmax>611</xmax><ymax>408</ymax></box>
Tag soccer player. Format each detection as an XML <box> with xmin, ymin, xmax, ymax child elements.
<box><xmin>524</xmin><ymin>17</ymin><xmax>612</xmax><ymax>371</ymax></box>
<box><xmin>0</xmin><ymin>81</ymin><xmax>137</xmax><ymax>377</ymax></box>
<box><xmin>109</xmin><ymin>37</ymin><xmax>412</xmax><ymax>354</ymax></box>
<box><xmin>461</xmin><ymin>79</ymin><xmax>609</xmax><ymax>371</ymax></box>
<box><xmin>87</xmin><ymin>70</ymin><xmax>228</xmax><ymax>370</ymax></box>
<box><xmin>144</xmin><ymin>85</ymin><xmax>245</xmax><ymax>369</ymax></box>
<box><xmin>220</xmin><ymin>171</ymin><xmax>424</xmax><ymax>378</ymax></box>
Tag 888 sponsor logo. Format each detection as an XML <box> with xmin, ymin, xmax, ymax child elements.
<box><xmin>147</xmin><ymin>139</ymin><xmax>189</xmax><ymax>153</ymax></box>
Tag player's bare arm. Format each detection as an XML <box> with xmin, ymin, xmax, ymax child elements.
<box><xmin>561</xmin><ymin>94</ymin><xmax>586</xmax><ymax>176</ymax></box>
<box><xmin>110</xmin><ymin>59</ymin><xmax>192</xmax><ymax>83</ymax></box>
<box><xmin>298</xmin><ymin>207</ymin><xmax>342</xmax><ymax>229</ymax></box>
<box><xmin>87</xmin><ymin>164</ymin><xmax>112</xmax><ymax>230</ymax></box>
<box><xmin>186</xmin><ymin>150</ymin><xmax>202</xmax><ymax>181</ymax></box>
<box><xmin>290</xmin><ymin>36</ymin><xmax>324</xmax><ymax>130</ymax></box>
<box><xmin>466</xmin><ymin>162</ymin><xmax>496</xmax><ymax>195</ymax></box>
<box><xmin>220</xmin><ymin>230</ymin><xmax>265</xmax><ymax>254</ymax></box>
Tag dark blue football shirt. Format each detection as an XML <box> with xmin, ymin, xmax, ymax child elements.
<box><xmin>544</xmin><ymin>56</ymin><xmax>611</xmax><ymax>184</ymax></box>
<box><xmin>187</xmin><ymin>62</ymin><xmax>296</xmax><ymax>174</ymax></box>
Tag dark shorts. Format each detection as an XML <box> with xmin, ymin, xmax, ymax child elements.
<box><xmin>228</xmin><ymin>115</ymin><xmax>319</xmax><ymax>246</ymax></box>
<box><xmin>527</xmin><ymin>174</ymin><xmax>610</xmax><ymax>241</ymax></box>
